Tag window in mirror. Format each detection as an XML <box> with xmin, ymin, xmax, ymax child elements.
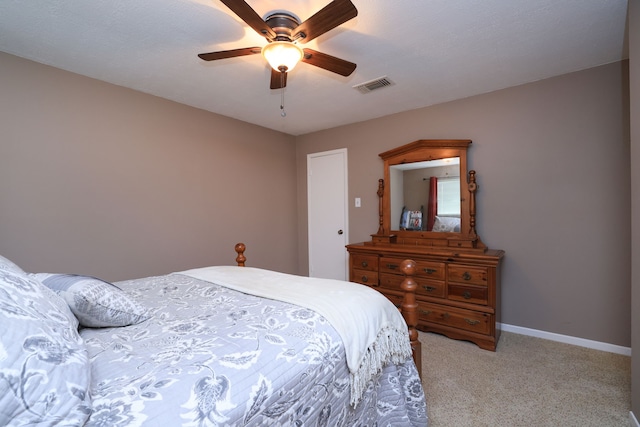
<box><xmin>437</xmin><ymin>177</ymin><xmax>460</xmax><ymax>216</ymax></box>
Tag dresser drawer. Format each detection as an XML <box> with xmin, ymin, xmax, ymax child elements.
<box><xmin>379</xmin><ymin>257</ymin><xmax>446</xmax><ymax>279</ymax></box>
<box><xmin>417</xmin><ymin>279</ymin><xmax>446</xmax><ymax>298</ymax></box>
<box><xmin>414</xmin><ymin>260</ymin><xmax>446</xmax><ymax>280</ymax></box>
<box><xmin>351</xmin><ymin>253</ymin><xmax>378</xmax><ymax>271</ymax></box>
<box><xmin>418</xmin><ymin>302</ymin><xmax>490</xmax><ymax>334</ymax></box>
<box><xmin>379</xmin><ymin>257</ymin><xmax>405</xmax><ymax>274</ymax></box>
<box><xmin>351</xmin><ymin>269</ymin><xmax>378</xmax><ymax>286</ymax></box>
<box><xmin>448</xmin><ymin>283</ymin><xmax>488</xmax><ymax>305</ymax></box>
<box><xmin>378</xmin><ymin>272</ymin><xmax>402</xmax><ymax>292</ymax></box>
<box><xmin>380</xmin><ymin>272</ymin><xmax>446</xmax><ymax>299</ymax></box>
<box><xmin>448</xmin><ymin>265</ymin><xmax>488</xmax><ymax>286</ymax></box>
<box><xmin>378</xmin><ymin>272</ymin><xmax>445</xmax><ymax>298</ymax></box>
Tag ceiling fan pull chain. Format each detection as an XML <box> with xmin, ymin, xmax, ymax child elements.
<box><xmin>280</xmin><ymin>71</ymin><xmax>287</xmax><ymax>117</ymax></box>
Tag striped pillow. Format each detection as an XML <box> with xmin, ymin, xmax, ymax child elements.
<box><xmin>32</xmin><ymin>273</ymin><xmax>149</xmax><ymax>327</ymax></box>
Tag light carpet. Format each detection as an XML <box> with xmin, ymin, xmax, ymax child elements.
<box><xmin>419</xmin><ymin>331</ymin><xmax>630</xmax><ymax>427</ymax></box>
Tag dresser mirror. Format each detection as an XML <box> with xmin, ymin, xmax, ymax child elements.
<box><xmin>375</xmin><ymin>139</ymin><xmax>486</xmax><ymax>251</ymax></box>
<box><xmin>389</xmin><ymin>157</ymin><xmax>461</xmax><ymax>232</ymax></box>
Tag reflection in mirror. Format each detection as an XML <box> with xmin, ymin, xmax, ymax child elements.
<box><xmin>390</xmin><ymin>157</ymin><xmax>461</xmax><ymax>232</ymax></box>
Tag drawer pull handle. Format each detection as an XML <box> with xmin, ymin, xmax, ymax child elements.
<box><xmin>419</xmin><ymin>309</ymin><xmax>431</xmax><ymax>316</ymax></box>
<box><xmin>424</xmin><ymin>268</ymin><xmax>437</xmax><ymax>275</ymax></box>
<box><xmin>361</xmin><ymin>261</ymin><xmax>368</xmax><ymax>268</ymax></box>
<box><xmin>361</xmin><ymin>276</ymin><xmax>368</xmax><ymax>283</ymax></box>
<box><xmin>462</xmin><ymin>272</ymin><xmax>472</xmax><ymax>281</ymax></box>
<box><xmin>442</xmin><ymin>313</ymin><xmax>450</xmax><ymax>320</ymax></box>
<box><xmin>465</xmin><ymin>319</ymin><xmax>480</xmax><ymax>326</ymax></box>
<box><xmin>463</xmin><ymin>291</ymin><xmax>472</xmax><ymax>299</ymax></box>
<box><xmin>386</xmin><ymin>263</ymin><xmax>398</xmax><ymax>270</ymax></box>
<box><xmin>423</xmin><ymin>286</ymin><xmax>436</xmax><ymax>292</ymax></box>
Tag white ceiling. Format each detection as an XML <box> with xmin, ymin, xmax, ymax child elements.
<box><xmin>0</xmin><ymin>0</ymin><xmax>628</xmax><ymax>136</ymax></box>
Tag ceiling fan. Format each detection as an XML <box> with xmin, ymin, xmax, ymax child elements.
<box><xmin>198</xmin><ymin>0</ymin><xmax>358</xmax><ymax>90</ymax></box>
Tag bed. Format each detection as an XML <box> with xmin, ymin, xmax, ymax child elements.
<box><xmin>0</xmin><ymin>244</ymin><xmax>427</xmax><ymax>426</ymax></box>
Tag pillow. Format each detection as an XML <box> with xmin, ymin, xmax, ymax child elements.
<box><xmin>0</xmin><ymin>265</ymin><xmax>91</xmax><ymax>425</ymax></box>
<box><xmin>431</xmin><ymin>216</ymin><xmax>461</xmax><ymax>232</ymax></box>
<box><xmin>32</xmin><ymin>273</ymin><xmax>150</xmax><ymax>328</ymax></box>
<box><xmin>0</xmin><ymin>254</ymin><xmax>26</xmax><ymax>275</ymax></box>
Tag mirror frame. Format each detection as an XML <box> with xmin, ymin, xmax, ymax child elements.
<box><xmin>375</xmin><ymin>139</ymin><xmax>486</xmax><ymax>251</ymax></box>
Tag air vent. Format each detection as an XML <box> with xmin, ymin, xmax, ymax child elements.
<box><xmin>353</xmin><ymin>76</ymin><xmax>394</xmax><ymax>94</ymax></box>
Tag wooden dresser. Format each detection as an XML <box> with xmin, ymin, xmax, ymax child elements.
<box><xmin>347</xmin><ymin>243</ymin><xmax>504</xmax><ymax>351</ymax></box>
<box><xmin>349</xmin><ymin>139</ymin><xmax>505</xmax><ymax>351</ymax></box>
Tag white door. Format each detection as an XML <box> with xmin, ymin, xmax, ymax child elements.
<box><xmin>308</xmin><ymin>149</ymin><xmax>348</xmax><ymax>280</ymax></box>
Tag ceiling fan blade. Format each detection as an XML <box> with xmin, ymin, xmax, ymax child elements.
<box><xmin>301</xmin><ymin>48</ymin><xmax>356</xmax><ymax>76</ymax></box>
<box><xmin>293</xmin><ymin>0</ymin><xmax>357</xmax><ymax>44</ymax></box>
<box><xmin>219</xmin><ymin>0</ymin><xmax>276</xmax><ymax>40</ymax></box>
<box><xmin>270</xmin><ymin>69</ymin><xmax>287</xmax><ymax>89</ymax></box>
<box><xmin>198</xmin><ymin>47</ymin><xmax>262</xmax><ymax>61</ymax></box>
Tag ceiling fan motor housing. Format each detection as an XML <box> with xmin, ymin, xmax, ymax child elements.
<box><xmin>264</xmin><ymin>12</ymin><xmax>303</xmax><ymax>41</ymax></box>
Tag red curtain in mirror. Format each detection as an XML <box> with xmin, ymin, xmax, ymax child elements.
<box><xmin>426</xmin><ymin>177</ymin><xmax>438</xmax><ymax>231</ymax></box>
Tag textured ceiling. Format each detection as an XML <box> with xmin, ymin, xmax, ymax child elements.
<box><xmin>0</xmin><ymin>0</ymin><xmax>628</xmax><ymax>136</ymax></box>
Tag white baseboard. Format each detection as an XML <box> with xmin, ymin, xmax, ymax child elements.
<box><xmin>500</xmin><ymin>323</ymin><xmax>631</xmax><ymax>356</ymax></box>
<box><xmin>631</xmin><ymin>411</ymin><xmax>639</xmax><ymax>427</ymax></box>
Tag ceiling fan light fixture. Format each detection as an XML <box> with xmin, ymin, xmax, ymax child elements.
<box><xmin>262</xmin><ymin>41</ymin><xmax>303</xmax><ymax>72</ymax></box>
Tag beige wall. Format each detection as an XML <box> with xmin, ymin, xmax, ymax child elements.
<box><xmin>296</xmin><ymin>61</ymin><xmax>631</xmax><ymax>348</ymax></box>
<box><xmin>0</xmin><ymin>52</ymin><xmax>299</xmax><ymax>281</ymax></box>
<box><xmin>629</xmin><ymin>0</ymin><xmax>639</xmax><ymax>419</ymax></box>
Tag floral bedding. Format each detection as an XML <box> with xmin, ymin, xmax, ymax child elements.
<box><xmin>1</xmin><ymin>257</ymin><xmax>427</xmax><ymax>426</ymax></box>
<box><xmin>82</xmin><ymin>272</ymin><xmax>427</xmax><ymax>426</ymax></box>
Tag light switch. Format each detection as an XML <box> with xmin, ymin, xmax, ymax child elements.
<box><xmin>355</xmin><ymin>197</ymin><xmax>361</xmax><ymax>207</ymax></box>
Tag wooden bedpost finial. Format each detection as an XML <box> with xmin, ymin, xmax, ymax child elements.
<box><xmin>235</xmin><ymin>243</ymin><xmax>246</xmax><ymax>267</ymax></box>
<box><xmin>400</xmin><ymin>259</ymin><xmax>416</xmax><ymax>277</ymax></box>
<box><xmin>400</xmin><ymin>259</ymin><xmax>422</xmax><ymax>379</ymax></box>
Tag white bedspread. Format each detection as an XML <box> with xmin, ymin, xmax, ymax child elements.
<box><xmin>177</xmin><ymin>266</ymin><xmax>412</xmax><ymax>406</ymax></box>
